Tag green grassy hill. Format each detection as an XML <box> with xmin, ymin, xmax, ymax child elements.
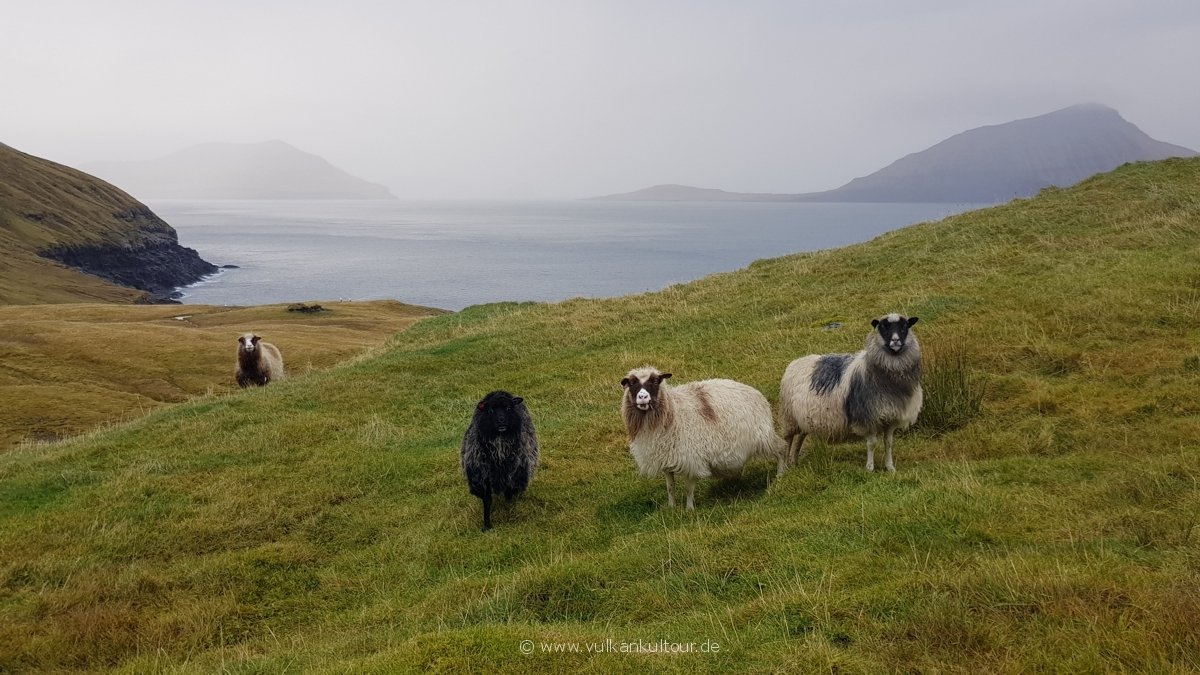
<box><xmin>2</xmin><ymin>159</ymin><xmax>1198</xmax><ymax>672</ymax></box>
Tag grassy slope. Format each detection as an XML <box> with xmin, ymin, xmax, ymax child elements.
<box><xmin>0</xmin><ymin>142</ymin><xmax>171</xmax><ymax>303</ymax></box>
<box><xmin>0</xmin><ymin>301</ymin><xmax>445</xmax><ymax>451</ymax></box>
<box><xmin>1</xmin><ymin>159</ymin><xmax>1199</xmax><ymax>672</ymax></box>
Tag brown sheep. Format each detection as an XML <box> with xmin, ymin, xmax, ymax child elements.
<box><xmin>235</xmin><ymin>333</ymin><xmax>285</xmax><ymax>387</ymax></box>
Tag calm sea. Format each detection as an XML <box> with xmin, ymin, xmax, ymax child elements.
<box><xmin>150</xmin><ymin>200</ymin><xmax>981</xmax><ymax>311</ymax></box>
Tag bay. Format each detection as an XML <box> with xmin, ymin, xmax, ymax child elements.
<box><xmin>151</xmin><ymin>200</ymin><xmax>981</xmax><ymax>311</ymax></box>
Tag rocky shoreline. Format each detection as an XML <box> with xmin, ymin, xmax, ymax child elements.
<box><xmin>40</xmin><ymin>229</ymin><xmax>218</xmax><ymax>304</ymax></box>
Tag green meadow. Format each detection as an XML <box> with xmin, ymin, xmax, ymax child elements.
<box><xmin>1</xmin><ymin>158</ymin><xmax>1198</xmax><ymax>672</ymax></box>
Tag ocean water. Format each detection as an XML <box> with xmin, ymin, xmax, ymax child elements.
<box><xmin>151</xmin><ymin>200</ymin><xmax>981</xmax><ymax>311</ymax></box>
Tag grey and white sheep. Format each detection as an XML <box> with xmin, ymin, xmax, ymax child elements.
<box><xmin>460</xmin><ymin>390</ymin><xmax>539</xmax><ymax>531</ymax></box>
<box><xmin>235</xmin><ymin>333</ymin><xmax>285</xmax><ymax>388</ymax></box>
<box><xmin>779</xmin><ymin>313</ymin><xmax>922</xmax><ymax>472</ymax></box>
<box><xmin>621</xmin><ymin>366</ymin><xmax>788</xmax><ymax>510</ymax></box>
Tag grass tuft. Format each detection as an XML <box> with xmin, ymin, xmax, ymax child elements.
<box><xmin>916</xmin><ymin>334</ymin><xmax>987</xmax><ymax>435</ymax></box>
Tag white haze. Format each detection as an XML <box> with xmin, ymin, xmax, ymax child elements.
<box><xmin>3</xmin><ymin>0</ymin><xmax>1198</xmax><ymax>199</ymax></box>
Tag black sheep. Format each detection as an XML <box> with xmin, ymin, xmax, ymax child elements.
<box><xmin>460</xmin><ymin>390</ymin><xmax>539</xmax><ymax>531</ymax></box>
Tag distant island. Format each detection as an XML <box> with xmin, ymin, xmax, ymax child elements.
<box><xmin>592</xmin><ymin>104</ymin><xmax>1199</xmax><ymax>203</ymax></box>
<box><xmin>86</xmin><ymin>140</ymin><xmax>395</xmax><ymax>200</ymax></box>
<box><xmin>0</xmin><ymin>142</ymin><xmax>216</xmax><ymax>303</ymax></box>
<box><xmin>591</xmin><ymin>184</ymin><xmax>793</xmax><ymax>202</ymax></box>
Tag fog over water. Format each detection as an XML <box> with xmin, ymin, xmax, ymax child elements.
<box><xmin>158</xmin><ymin>200</ymin><xmax>979</xmax><ymax>310</ymax></box>
<box><xmin>4</xmin><ymin>2</ymin><xmax>1199</xmax><ymax>200</ymax></box>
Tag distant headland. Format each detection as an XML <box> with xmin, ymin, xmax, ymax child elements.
<box><xmin>85</xmin><ymin>140</ymin><xmax>395</xmax><ymax>200</ymax></box>
<box><xmin>591</xmin><ymin>104</ymin><xmax>1199</xmax><ymax>203</ymax></box>
<box><xmin>0</xmin><ymin>142</ymin><xmax>217</xmax><ymax>303</ymax></box>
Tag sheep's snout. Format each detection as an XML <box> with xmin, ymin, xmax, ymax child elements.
<box><xmin>492</xmin><ymin>408</ymin><xmax>511</xmax><ymax>433</ymax></box>
<box><xmin>635</xmin><ymin>388</ymin><xmax>652</xmax><ymax>410</ymax></box>
<box><xmin>888</xmin><ymin>337</ymin><xmax>904</xmax><ymax>353</ymax></box>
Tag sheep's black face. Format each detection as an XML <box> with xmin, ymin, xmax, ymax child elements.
<box><xmin>475</xmin><ymin>391</ymin><xmax>524</xmax><ymax>437</ymax></box>
<box><xmin>621</xmin><ymin>371</ymin><xmax>671</xmax><ymax>412</ymax></box>
<box><xmin>871</xmin><ymin>314</ymin><xmax>918</xmax><ymax>354</ymax></box>
<box><xmin>238</xmin><ymin>333</ymin><xmax>261</xmax><ymax>354</ymax></box>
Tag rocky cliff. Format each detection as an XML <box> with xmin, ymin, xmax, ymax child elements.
<box><xmin>0</xmin><ymin>143</ymin><xmax>216</xmax><ymax>304</ymax></box>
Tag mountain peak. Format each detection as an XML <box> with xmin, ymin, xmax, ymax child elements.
<box><xmin>592</xmin><ymin>105</ymin><xmax>1197</xmax><ymax>204</ymax></box>
<box><xmin>809</xmin><ymin>104</ymin><xmax>1197</xmax><ymax>203</ymax></box>
<box><xmin>1058</xmin><ymin>102</ymin><xmax>1118</xmax><ymax>114</ymax></box>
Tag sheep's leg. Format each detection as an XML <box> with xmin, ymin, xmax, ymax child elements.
<box><xmin>789</xmin><ymin>432</ymin><xmax>809</xmax><ymax>465</ymax></box>
<box><xmin>481</xmin><ymin>490</ymin><xmax>493</xmax><ymax>532</ymax></box>
<box><xmin>865</xmin><ymin>435</ymin><xmax>877</xmax><ymax>472</ymax></box>
<box><xmin>665</xmin><ymin>472</ymin><xmax>676</xmax><ymax>508</ymax></box>
<box><xmin>885</xmin><ymin>429</ymin><xmax>896</xmax><ymax>473</ymax></box>
<box><xmin>685</xmin><ymin>476</ymin><xmax>697</xmax><ymax>511</ymax></box>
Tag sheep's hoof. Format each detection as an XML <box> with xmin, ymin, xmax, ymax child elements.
<box><xmin>866</xmin><ymin>464</ymin><xmax>875</xmax><ymax>472</ymax></box>
<box><xmin>886</xmin><ymin>465</ymin><xmax>896</xmax><ymax>473</ymax></box>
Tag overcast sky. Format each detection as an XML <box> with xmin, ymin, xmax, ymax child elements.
<box><xmin>4</xmin><ymin>1</ymin><xmax>1198</xmax><ymax>199</ymax></box>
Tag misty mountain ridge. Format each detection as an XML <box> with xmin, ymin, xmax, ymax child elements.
<box><xmin>594</xmin><ymin>104</ymin><xmax>1199</xmax><ymax>203</ymax></box>
<box><xmin>86</xmin><ymin>140</ymin><xmax>395</xmax><ymax>200</ymax></box>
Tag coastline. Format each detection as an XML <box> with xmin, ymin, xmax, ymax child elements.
<box><xmin>174</xmin><ymin>266</ymin><xmax>233</xmax><ymax>302</ymax></box>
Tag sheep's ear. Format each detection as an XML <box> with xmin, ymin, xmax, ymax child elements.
<box><xmin>512</xmin><ymin>396</ymin><xmax>523</xmax><ymax>405</ymax></box>
<box><xmin>660</xmin><ymin>372</ymin><xmax>672</xmax><ymax>380</ymax></box>
<box><xmin>871</xmin><ymin>319</ymin><xmax>880</xmax><ymax>328</ymax></box>
<box><xmin>907</xmin><ymin>316</ymin><xmax>919</xmax><ymax>327</ymax></box>
<box><xmin>620</xmin><ymin>377</ymin><xmax>630</xmax><ymax>387</ymax></box>
<box><xmin>252</xmin><ymin>335</ymin><xmax>262</xmax><ymax>343</ymax></box>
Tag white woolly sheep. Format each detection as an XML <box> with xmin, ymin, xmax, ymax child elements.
<box><xmin>779</xmin><ymin>313</ymin><xmax>922</xmax><ymax>472</ymax></box>
<box><xmin>621</xmin><ymin>366</ymin><xmax>788</xmax><ymax>510</ymax></box>
<box><xmin>235</xmin><ymin>333</ymin><xmax>285</xmax><ymax>387</ymax></box>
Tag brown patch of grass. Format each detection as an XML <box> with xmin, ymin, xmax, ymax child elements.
<box><xmin>0</xmin><ymin>300</ymin><xmax>445</xmax><ymax>450</ymax></box>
